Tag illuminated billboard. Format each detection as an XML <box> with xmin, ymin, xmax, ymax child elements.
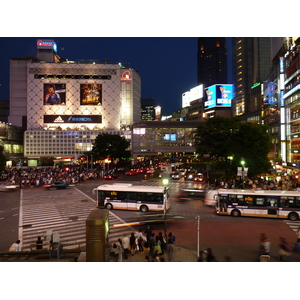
<box><xmin>44</xmin><ymin>115</ymin><xmax>102</xmax><ymax>123</ymax></box>
<box><xmin>204</xmin><ymin>84</ymin><xmax>234</xmax><ymax>110</ymax></box>
<box><xmin>190</xmin><ymin>84</ymin><xmax>203</xmax><ymax>102</ymax></box>
<box><xmin>44</xmin><ymin>84</ymin><xmax>66</xmax><ymax>105</ymax></box>
<box><xmin>37</xmin><ymin>39</ymin><xmax>57</xmax><ymax>52</ymax></box>
<box><xmin>80</xmin><ymin>84</ymin><xmax>102</xmax><ymax>105</ymax></box>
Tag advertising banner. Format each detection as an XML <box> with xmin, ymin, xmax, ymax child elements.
<box><xmin>44</xmin><ymin>115</ymin><xmax>102</xmax><ymax>123</ymax></box>
<box><xmin>80</xmin><ymin>84</ymin><xmax>102</xmax><ymax>105</ymax></box>
<box><xmin>204</xmin><ymin>84</ymin><xmax>234</xmax><ymax>110</ymax></box>
<box><xmin>44</xmin><ymin>84</ymin><xmax>66</xmax><ymax>105</ymax></box>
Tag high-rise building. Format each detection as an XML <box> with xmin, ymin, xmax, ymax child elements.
<box><xmin>197</xmin><ymin>37</ymin><xmax>228</xmax><ymax>87</ymax></box>
<box><xmin>232</xmin><ymin>37</ymin><xmax>272</xmax><ymax>119</ymax></box>
<box><xmin>141</xmin><ymin>98</ymin><xmax>155</xmax><ymax>121</ymax></box>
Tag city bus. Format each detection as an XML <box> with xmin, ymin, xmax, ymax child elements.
<box><xmin>214</xmin><ymin>189</ymin><xmax>300</xmax><ymax>220</ymax></box>
<box><xmin>93</xmin><ymin>183</ymin><xmax>170</xmax><ymax>212</ymax></box>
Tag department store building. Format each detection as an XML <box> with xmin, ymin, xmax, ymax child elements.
<box><xmin>8</xmin><ymin>40</ymin><xmax>141</xmax><ymax>165</ymax></box>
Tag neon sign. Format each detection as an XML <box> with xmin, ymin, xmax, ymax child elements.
<box><xmin>37</xmin><ymin>40</ymin><xmax>57</xmax><ymax>52</ymax></box>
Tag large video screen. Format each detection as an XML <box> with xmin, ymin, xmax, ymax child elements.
<box><xmin>80</xmin><ymin>84</ymin><xmax>102</xmax><ymax>105</ymax></box>
<box><xmin>44</xmin><ymin>84</ymin><xmax>66</xmax><ymax>105</ymax></box>
<box><xmin>204</xmin><ymin>84</ymin><xmax>234</xmax><ymax>110</ymax></box>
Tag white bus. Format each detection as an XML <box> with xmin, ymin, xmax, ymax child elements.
<box><xmin>214</xmin><ymin>189</ymin><xmax>300</xmax><ymax>221</ymax></box>
<box><xmin>93</xmin><ymin>183</ymin><xmax>170</xmax><ymax>212</ymax></box>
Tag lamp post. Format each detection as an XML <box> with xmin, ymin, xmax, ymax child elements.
<box><xmin>241</xmin><ymin>157</ymin><xmax>245</xmax><ymax>189</ymax></box>
<box><xmin>162</xmin><ymin>177</ymin><xmax>169</xmax><ymax>238</ymax></box>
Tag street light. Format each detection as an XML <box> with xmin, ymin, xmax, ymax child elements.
<box><xmin>241</xmin><ymin>157</ymin><xmax>245</xmax><ymax>189</ymax></box>
<box><xmin>162</xmin><ymin>177</ymin><xmax>169</xmax><ymax>238</ymax></box>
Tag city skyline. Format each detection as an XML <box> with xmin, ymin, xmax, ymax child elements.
<box><xmin>0</xmin><ymin>37</ymin><xmax>199</xmax><ymax>114</ymax></box>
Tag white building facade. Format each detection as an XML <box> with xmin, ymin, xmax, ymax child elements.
<box><xmin>9</xmin><ymin>46</ymin><xmax>141</xmax><ymax>161</ymax></box>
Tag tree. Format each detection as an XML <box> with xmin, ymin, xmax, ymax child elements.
<box><xmin>0</xmin><ymin>145</ymin><xmax>6</xmax><ymax>171</ymax></box>
<box><xmin>194</xmin><ymin>117</ymin><xmax>272</xmax><ymax>178</ymax></box>
<box><xmin>90</xmin><ymin>134</ymin><xmax>131</xmax><ymax>167</ymax></box>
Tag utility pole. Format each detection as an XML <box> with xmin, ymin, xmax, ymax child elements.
<box><xmin>194</xmin><ymin>215</ymin><xmax>202</xmax><ymax>258</ymax></box>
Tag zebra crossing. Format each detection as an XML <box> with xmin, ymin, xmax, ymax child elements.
<box><xmin>284</xmin><ymin>220</ymin><xmax>300</xmax><ymax>234</ymax></box>
<box><xmin>20</xmin><ymin>187</ymin><xmax>135</xmax><ymax>251</ymax></box>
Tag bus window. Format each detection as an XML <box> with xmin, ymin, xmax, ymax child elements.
<box><xmin>127</xmin><ymin>192</ymin><xmax>137</xmax><ymax>202</ymax></box>
<box><xmin>254</xmin><ymin>197</ymin><xmax>265</xmax><ymax>206</ymax></box>
<box><xmin>266</xmin><ymin>197</ymin><xmax>278</xmax><ymax>207</ymax></box>
<box><xmin>280</xmin><ymin>196</ymin><xmax>296</xmax><ymax>208</ymax></box>
<box><xmin>296</xmin><ymin>197</ymin><xmax>300</xmax><ymax>208</ymax></box>
<box><xmin>244</xmin><ymin>196</ymin><xmax>253</xmax><ymax>206</ymax></box>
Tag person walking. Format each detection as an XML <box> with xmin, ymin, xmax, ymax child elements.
<box><xmin>278</xmin><ymin>237</ymin><xmax>291</xmax><ymax>261</ymax></box>
<box><xmin>121</xmin><ymin>235</ymin><xmax>130</xmax><ymax>259</ymax></box>
<box><xmin>167</xmin><ymin>232</ymin><xmax>175</xmax><ymax>262</ymax></box>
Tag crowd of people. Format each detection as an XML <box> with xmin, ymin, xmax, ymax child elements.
<box><xmin>112</xmin><ymin>225</ymin><xmax>176</xmax><ymax>262</ymax></box>
<box><xmin>212</xmin><ymin>176</ymin><xmax>300</xmax><ymax>191</ymax></box>
<box><xmin>0</xmin><ymin>166</ymin><xmax>112</xmax><ymax>188</ymax></box>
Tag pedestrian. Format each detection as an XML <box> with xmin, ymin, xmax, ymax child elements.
<box><xmin>144</xmin><ymin>225</ymin><xmax>152</xmax><ymax>248</ymax></box>
<box><xmin>167</xmin><ymin>232</ymin><xmax>175</xmax><ymax>262</ymax></box>
<box><xmin>136</xmin><ymin>229</ymin><xmax>145</xmax><ymax>252</ymax></box>
<box><xmin>278</xmin><ymin>237</ymin><xmax>291</xmax><ymax>261</ymax></box>
<box><xmin>197</xmin><ymin>250</ymin><xmax>207</xmax><ymax>262</ymax></box>
<box><xmin>297</xmin><ymin>227</ymin><xmax>300</xmax><ymax>243</ymax></box>
<box><xmin>206</xmin><ymin>248</ymin><xmax>218</xmax><ymax>262</ymax></box>
<box><xmin>158</xmin><ymin>231</ymin><xmax>167</xmax><ymax>254</ymax></box>
<box><xmin>36</xmin><ymin>236</ymin><xmax>43</xmax><ymax>250</ymax></box>
<box><xmin>154</xmin><ymin>236</ymin><xmax>162</xmax><ymax>255</ymax></box>
<box><xmin>149</xmin><ymin>232</ymin><xmax>156</xmax><ymax>257</ymax></box>
<box><xmin>129</xmin><ymin>232</ymin><xmax>136</xmax><ymax>255</ymax></box>
<box><xmin>259</xmin><ymin>233</ymin><xmax>270</xmax><ymax>256</ymax></box>
<box><xmin>122</xmin><ymin>235</ymin><xmax>130</xmax><ymax>259</ymax></box>
<box><xmin>9</xmin><ymin>240</ymin><xmax>21</xmax><ymax>251</ymax></box>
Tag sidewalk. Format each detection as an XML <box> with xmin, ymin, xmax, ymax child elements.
<box><xmin>79</xmin><ymin>244</ymin><xmax>300</xmax><ymax>262</ymax></box>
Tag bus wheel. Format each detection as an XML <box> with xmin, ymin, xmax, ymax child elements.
<box><xmin>140</xmin><ymin>205</ymin><xmax>148</xmax><ymax>212</ymax></box>
<box><xmin>231</xmin><ymin>209</ymin><xmax>240</xmax><ymax>217</ymax></box>
<box><xmin>105</xmin><ymin>203</ymin><xmax>113</xmax><ymax>210</ymax></box>
<box><xmin>288</xmin><ymin>212</ymin><xmax>298</xmax><ymax>221</ymax></box>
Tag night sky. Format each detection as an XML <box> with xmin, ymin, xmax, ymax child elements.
<box><xmin>0</xmin><ymin>37</ymin><xmax>199</xmax><ymax>114</ymax></box>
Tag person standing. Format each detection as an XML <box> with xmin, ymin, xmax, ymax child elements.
<box><xmin>122</xmin><ymin>235</ymin><xmax>130</xmax><ymax>259</ymax></box>
<box><xmin>136</xmin><ymin>229</ymin><xmax>145</xmax><ymax>252</ymax></box>
<box><xmin>149</xmin><ymin>232</ymin><xmax>156</xmax><ymax>257</ymax></box>
<box><xmin>167</xmin><ymin>232</ymin><xmax>175</xmax><ymax>262</ymax></box>
<box><xmin>144</xmin><ymin>225</ymin><xmax>152</xmax><ymax>248</ymax></box>
<box><xmin>129</xmin><ymin>232</ymin><xmax>136</xmax><ymax>255</ymax></box>
<box><xmin>36</xmin><ymin>236</ymin><xmax>43</xmax><ymax>250</ymax></box>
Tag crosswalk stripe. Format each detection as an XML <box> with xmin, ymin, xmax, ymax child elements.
<box><xmin>20</xmin><ymin>187</ymin><xmax>137</xmax><ymax>251</ymax></box>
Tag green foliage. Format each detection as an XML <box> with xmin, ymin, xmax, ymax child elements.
<box><xmin>194</xmin><ymin>117</ymin><xmax>272</xmax><ymax>178</ymax></box>
<box><xmin>91</xmin><ymin>134</ymin><xmax>131</xmax><ymax>165</ymax></box>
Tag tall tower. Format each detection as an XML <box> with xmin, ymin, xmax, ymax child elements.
<box><xmin>233</xmin><ymin>37</ymin><xmax>272</xmax><ymax>118</ymax></box>
<box><xmin>197</xmin><ymin>37</ymin><xmax>228</xmax><ymax>87</ymax></box>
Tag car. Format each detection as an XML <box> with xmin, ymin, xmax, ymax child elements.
<box><xmin>185</xmin><ymin>171</ymin><xmax>195</xmax><ymax>181</ymax></box>
<box><xmin>171</xmin><ymin>172</ymin><xmax>182</xmax><ymax>180</ymax></box>
<box><xmin>0</xmin><ymin>183</ymin><xmax>18</xmax><ymax>192</ymax></box>
<box><xmin>43</xmin><ymin>182</ymin><xmax>70</xmax><ymax>190</ymax></box>
<box><xmin>103</xmin><ymin>173</ymin><xmax>119</xmax><ymax>180</ymax></box>
<box><xmin>194</xmin><ymin>173</ymin><xmax>205</xmax><ymax>182</ymax></box>
<box><xmin>125</xmin><ymin>169</ymin><xmax>138</xmax><ymax>176</ymax></box>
